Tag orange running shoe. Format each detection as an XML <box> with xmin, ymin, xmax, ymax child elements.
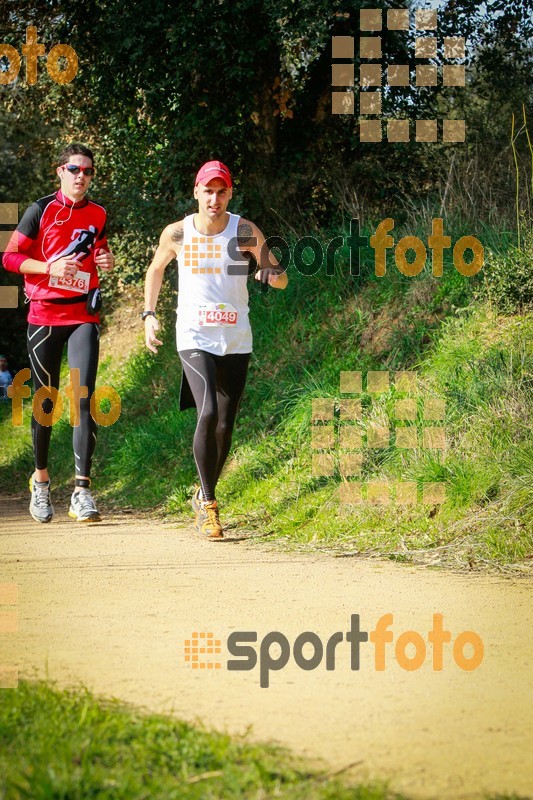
<box><xmin>196</xmin><ymin>500</ymin><xmax>224</xmax><ymax>539</ymax></box>
<box><xmin>191</xmin><ymin>486</ymin><xmax>203</xmax><ymax>515</ymax></box>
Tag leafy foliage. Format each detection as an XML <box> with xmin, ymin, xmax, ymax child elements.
<box><xmin>482</xmin><ymin>228</ymin><xmax>533</xmax><ymax>313</ymax></box>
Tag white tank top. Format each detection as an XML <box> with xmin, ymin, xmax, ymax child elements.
<box><xmin>176</xmin><ymin>212</ymin><xmax>252</xmax><ymax>355</ymax></box>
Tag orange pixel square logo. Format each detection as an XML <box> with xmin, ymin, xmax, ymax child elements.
<box><xmin>183</xmin><ymin>237</ymin><xmax>222</xmax><ymax>275</ymax></box>
<box><xmin>184</xmin><ymin>631</ymin><xmax>222</xmax><ymax>670</ymax></box>
<box><xmin>311</xmin><ymin>370</ymin><xmax>447</xmax><ymax>504</ymax></box>
<box><xmin>332</xmin><ymin>7</ymin><xmax>466</xmax><ymax>142</ymax></box>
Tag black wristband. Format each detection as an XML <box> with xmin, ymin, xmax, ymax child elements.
<box><xmin>141</xmin><ymin>310</ymin><xmax>157</xmax><ymax>321</ymax></box>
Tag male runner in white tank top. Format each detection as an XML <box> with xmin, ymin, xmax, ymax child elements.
<box><xmin>143</xmin><ymin>161</ymin><xmax>288</xmax><ymax>538</ymax></box>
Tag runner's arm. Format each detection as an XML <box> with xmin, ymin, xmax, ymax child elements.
<box><xmin>240</xmin><ymin>219</ymin><xmax>288</xmax><ymax>289</ymax></box>
<box><xmin>94</xmin><ymin>217</ymin><xmax>115</xmax><ymax>271</ymax></box>
<box><xmin>1</xmin><ymin>203</ymin><xmax>79</xmax><ymax>278</ymax></box>
<box><xmin>143</xmin><ymin>223</ymin><xmax>183</xmax><ymax>353</ymax></box>
<box><xmin>4</xmin><ymin>237</ymin><xmax>82</xmax><ymax>278</ymax></box>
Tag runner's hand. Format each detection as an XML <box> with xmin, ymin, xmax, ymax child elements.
<box><xmin>95</xmin><ymin>249</ymin><xmax>115</xmax><ymax>271</ymax></box>
<box><xmin>145</xmin><ymin>315</ymin><xmax>163</xmax><ymax>354</ymax></box>
<box><xmin>255</xmin><ymin>268</ymin><xmax>282</xmax><ymax>286</ymax></box>
<box><xmin>48</xmin><ymin>256</ymin><xmax>80</xmax><ymax>278</ymax></box>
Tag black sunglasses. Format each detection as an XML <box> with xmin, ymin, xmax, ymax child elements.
<box><xmin>64</xmin><ymin>164</ymin><xmax>95</xmax><ymax>176</ymax></box>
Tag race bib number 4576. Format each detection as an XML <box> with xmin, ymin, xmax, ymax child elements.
<box><xmin>49</xmin><ymin>269</ymin><xmax>90</xmax><ymax>294</ymax></box>
<box><xmin>198</xmin><ymin>303</ymin><xmax>238</xmax><ymax>326</ymax></box>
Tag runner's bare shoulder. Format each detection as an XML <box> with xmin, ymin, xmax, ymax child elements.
<box><xmin>168</xmin><ymin>220</ymin><xmax>185</xmax><ymax>245</ymax></box>
<box><xmin>160</xmin><ymin>220</ymin><xmax>185</xmax><ymax>256</ymax></box>
<box><xmin>237</xmin><ymin>218</ymin><xmax>257</xmax><ymax>259</ymax></box>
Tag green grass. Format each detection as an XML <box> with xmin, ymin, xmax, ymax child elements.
<box><xmin>0</xmin><ymin>682</ymin><xmax>528</xmax><ymax>799</ymax></box>
<box><xmin>0</xmin><ymin>681</ymin><xmax>401</xmax><ymax>800</ymax></box>
<box><xmin>0</xmin><ymin>220</ymin><xmax>531</xmax><ymax>568</ymax></box>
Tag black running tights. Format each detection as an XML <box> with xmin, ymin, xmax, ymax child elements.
<box><xmin>27</xmin><ymin>323</ymin><xmax>99</xmax><ymax>476</ymax></box>
<box><xmin>179</xmin><ymin>349</ymin><xmax>250</xmax><ymax>501</ymax></box>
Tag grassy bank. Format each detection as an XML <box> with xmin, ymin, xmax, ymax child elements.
<box><xmin>0</xmin><ymin>681</ymin><xmax>399</xmax><ymax>800</ymax></box>
<box><xmin>0</xmin><ymin>220</ymin><xmax>531</xmax><ymax>568</ymax></box>
<box><xmin>0</xmin><ymin>680</ymin><xmax>525</xmax><ymax>800</ymax></box>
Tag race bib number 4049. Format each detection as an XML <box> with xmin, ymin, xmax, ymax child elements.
<box><xmin>198</xmin><ymin>303</ymin><xmax>238</xmax><ymax>326</ymax></box>
<box><xmin>49</xmin><ymin>269</ymin><xmax>90</xmax><ymax>294</ymax></box>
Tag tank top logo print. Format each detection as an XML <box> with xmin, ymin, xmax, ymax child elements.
<box><xmin>182</xmin><ymin>237</ymin><xmax>222</xmax><ymax>275</ymax></box>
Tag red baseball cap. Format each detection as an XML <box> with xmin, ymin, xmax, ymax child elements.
<box><xmin>195</xmin><ymin>160</ymin><xmax>232</xmax><ymax>188</ymax></box>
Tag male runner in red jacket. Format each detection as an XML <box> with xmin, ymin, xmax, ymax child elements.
<box><xmin>3</xmin><ymin>144</ymin><xmax>115</xmax><ymax>523</ymax></box>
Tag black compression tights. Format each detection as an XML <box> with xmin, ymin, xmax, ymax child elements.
<box><xmin>27</xmin><ymin>323</ymin><xmax>99</xmax><ymax>476</ymax></box>
<box><xmin>179</xmin><ymin>349</ymin><xmax>250</xmax><ymax>502</ymax></box>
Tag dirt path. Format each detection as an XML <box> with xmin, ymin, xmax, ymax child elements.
<box><xmin>1</xmin><ymin>497</ymin><xmax>532</xmax><ymax>800</ymax></box>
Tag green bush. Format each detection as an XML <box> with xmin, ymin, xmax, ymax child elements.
<box><xmin>482</xmin><ymin>229</ymin><xmax>533</xmax><ymax>313</ymax></box>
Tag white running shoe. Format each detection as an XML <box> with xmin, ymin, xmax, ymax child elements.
<box><xmin>68</xmin><ymin>489</ymin><xmax>101</xmax><ymax>522</ymax></box>
<box><xmin>29</xmin><ymin>475</ymin><xmax>54</xmax><ymax>523</ymax></box>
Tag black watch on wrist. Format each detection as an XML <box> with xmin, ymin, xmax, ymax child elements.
<box><xmin>141</xmin><ymin>310</ymin><xmax>157</xmax><ymax>321</ymax></box>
